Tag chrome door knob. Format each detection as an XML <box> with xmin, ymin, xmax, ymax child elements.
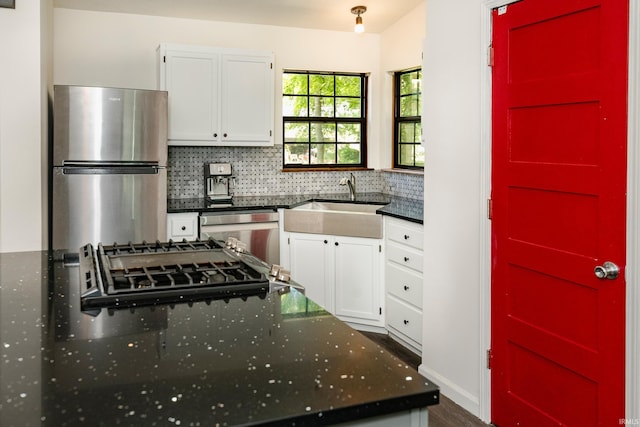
<box><xmin>594</xmin><ymin>261</ymin><xmax>620</xmax><ymax>280</ymax></box>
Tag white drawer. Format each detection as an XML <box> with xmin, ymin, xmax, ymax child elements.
<box><xmin>167</xmin><ymin>213</ymin><xmax>198</xmax><ymax>240</ymax></box>
<box><xmin>386</xmin><ymin>218</ymin><xmax>424</xmax><ymax>251</ymax></box>
<box><xmin>386</xmin><ymin>263</ymin><xmax>423</xmax><ymax>309</ymax></box>
<box><xmin>386</xmin><ymin>296</ymin><xmax>422</xmax><ymax>344</ymax></box>
<box><xmin>386</xmin><ymin>241</ymin><xmax>423</xmax><ymax>273</ymax></box>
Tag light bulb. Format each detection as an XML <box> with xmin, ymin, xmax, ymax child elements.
<box><xmin>354</xmin><ymin>16</ymin><xmax>365</xmax><ymax>33</ymax></box>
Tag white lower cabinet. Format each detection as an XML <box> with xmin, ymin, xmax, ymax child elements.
<box><xmin>288</xmin><ymin>232</ymin><xmax>383</xmax><ymax>328</ymax></box>
<box><xmin>167</xmin><ymin>212</ymin><xmax>199</xmax><ymax>241</ymax></box>
<box><xmin>384</xmin><ymin>217</ymin><xmax>424</xmax><ymax>354</ymax></box>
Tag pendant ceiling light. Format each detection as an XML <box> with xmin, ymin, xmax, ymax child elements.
<box><xmin>351</xmin><ymin>6</ymin><xmax>367</xmax><ymax>34</ymax></box>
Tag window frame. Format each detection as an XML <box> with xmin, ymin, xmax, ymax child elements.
<box><xmin>282</xmin><ymin>70</ymin><xmax>368</xmax><ymax>170</ymax></box>
<box><xmin>393</xmin><ymin>67</ymin><xmax>424</xmax><ymax>170</ymax></box>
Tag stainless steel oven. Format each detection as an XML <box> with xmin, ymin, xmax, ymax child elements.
<box><xmin>199</xmin><ymin>210</ymin><xmax>279</xmax><ymax>265</ymax></box>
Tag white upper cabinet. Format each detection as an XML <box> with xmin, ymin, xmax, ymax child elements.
<box><xmin>157</xmin><ymin>44</ymin><xmax>275</xmax><ymax>147</ymax></box>
<box><xmin>221</xmin><ymin>54</ymin><xmax>274</xmax><ymax>144</ymax></box>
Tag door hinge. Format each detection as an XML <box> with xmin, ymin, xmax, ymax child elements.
<box><xmin>487</xmin><ymin>45</ymin><xmax>494</xmax><ymax>67</ymax></box>
<box><xmin>163</xmin><ymin>55</ymin><xmax>166</xmax><ymax>63</ymax></box>
<box><xmin>379</xmin><ymin>307</ymin><xmax>382</xmax><ymax>315</ymax></box>
<box><xmin>486</xmin><ymin>348</ymin><xmax>492</xmax><ymax>369</ymax></box>
<box><xmin>270</xmin><ymin>130</ymin><xmax>273</xmax><ymax>137</ymax></box>
<box><xmin>287</xmin><ymin>237</ymin><xmax>290</xmax><ymax>245</ymax></box>
<box><xmin>379</xmin><ymin>244</ymin><xmax>382</xmax><ymax>253</ymax></box>
<box><xmin>270</xmin><ymin>62</ymin><xmax>273</xmax><ymax>69</ymax></box>
<box><xmin>487</xmin><ymin>198</ymin><xmax>493</xmax><ymax>220</ymax></box>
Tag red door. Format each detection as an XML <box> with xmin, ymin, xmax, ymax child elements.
<box><xmin>491</xmin><ymin>1</ymin><xmax>628</xmax><ymax>425</ymax></box>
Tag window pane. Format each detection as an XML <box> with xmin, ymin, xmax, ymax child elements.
<box><xmin>283</xmin><ymin>95</ymin><xmax>308</xmax><ymax>117</ymax></box>
<box><xmin>399</xmin><ymin>144</ymin><xmax>416</xmax><ymax>166</ymax></box>
<box><xmin>336</xmin><ymin>75</ymin><xmax>361</xmax><ymax>96</ymax></box>
<box><xmin>400</xmin><ymin>95</ymin><xmax>420</xmax><ymax>117</ymax></box>
<box><xmin>400</xmin><ymin>71</ymin><xmax>421</xmax><ymax>96</ymax></box>
<box><xmin>399</xmin><ymin>122</ymin><xmax>417</xmax><ymax>143</ymax></box>
<box><xmin>284</xmin><ymin>122</ymin><xmax>309</xmax><ymax>143</ymax></box>
<box><xmin>336</xmin><ymin>97</ymin><xmax>361</xmax><ymax>118</ymax></box>
<box><xmin>310</xmin><ymin>122</ymin><xmax>336</xmax><ymax>142</ymax></box>
<box><xmin>338</xmin><ymin>144</ymin><xmax>361</xmax><ymax>164</ymax></box>
<box><xmin>309</xmin><ymin>75</ymin><xmax>334</xmax><ymax>96</ymax></box>
<box><xmin>338</xmin><ymin>123</ymin><xmax>360</xmax><ymax>142</ymax></box>
<box><xmin>309</xmin><ymin>97</ymin><xmax>334</xmax><ymax>117</ymax></box>
<box><xmin>285</xmin><ymin>144</ymin><xmax>310</xmax><ymax>164</ymax></box>
<box><xmin>311</xmin><ymin>144</ymin><xmax>336</xmax><ymax>164</ymax></box>
<box><xmin>415</xmin><ymin>144</ymin><xmax>425</xmax><ymax>167</ymax></box>
<box><xmin>283</xmin><ymin>73</ymin><xmax>308</xmax><ymax>95</ymax></box>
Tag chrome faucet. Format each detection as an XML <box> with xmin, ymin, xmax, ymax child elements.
<box><xmin>339</xmin><ymin>173</ymin><xmax>357</xmax><ymax>200</ymax></box>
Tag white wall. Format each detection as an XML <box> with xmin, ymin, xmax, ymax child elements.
<box><xmin>420</xmin><ymin>0</ymin><xmax>485</xmax><ymax>417</ymax></box>
<box><xmin>380</xmin><ymin>2</ymin><xmax>426</xmax><ymax>168</ymax></box>
<box><xmin>0</xmin><ymin>0</ymin><xmax>50</xmax><ymax>252</ymax></box>
<box><xmin>52</xmin><ymin>9</ymin><xmax>386</xmax><ymax>166</ymax></box>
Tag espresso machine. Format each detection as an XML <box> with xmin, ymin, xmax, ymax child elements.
<box><xmin>205</xmin><ymin>163</ymin><xmax>233</xmax><ymax>203</ymax></box>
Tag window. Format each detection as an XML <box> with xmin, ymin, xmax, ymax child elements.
<box><xmin>282</xmin><ymin>71</ymin><xmax>367</xmax><ymax>169</ymax></box>
<box><xmin>394</xmin><ymin>68</ymin><xmax>424</xmax><ymax>169</ymax></box>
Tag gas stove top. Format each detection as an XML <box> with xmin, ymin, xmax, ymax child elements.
<box><xmin>79</xmin><ymin>239</ymin><xmax>271</xmax><ymax>313</ymax></box>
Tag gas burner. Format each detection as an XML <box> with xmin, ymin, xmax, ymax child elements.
<box><xmin>79</xmin><ymin>238</ymin><xmax>270</xmax><ymax>314</ymax></box>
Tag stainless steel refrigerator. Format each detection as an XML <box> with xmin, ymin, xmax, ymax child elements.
<box><xmin>51</xmin><ymin>85</ymin><xmax>168</xmax><ymax>252</ymax></box>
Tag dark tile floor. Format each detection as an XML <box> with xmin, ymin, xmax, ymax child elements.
<box><xmin>360</xmin><ymin>331</ymin><xmax>491</xmax><ymax>427</ymax></box>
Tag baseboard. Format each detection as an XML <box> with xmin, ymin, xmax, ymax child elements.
<box><xmin>347</xmin><ymin>322</ymin><xmax>387</xmax><ymax>334</ymax></box>
<box><xmin>418</xmin><ymin>364</ymin><xmax>481</xmax><ymax>418</ymax></box>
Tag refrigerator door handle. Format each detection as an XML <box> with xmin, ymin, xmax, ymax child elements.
<box><xmin>62</xmin><ymin>166</ymin><xmax>161</xmax><ymax>175</ymax></box>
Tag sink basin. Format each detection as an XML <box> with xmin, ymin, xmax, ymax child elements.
<box><xmin>284</xmin><ymin>202</ymin><xmax>384</xmax><ymax>238</ymax></box>
<box><xmin>293</xmin><ymin>201</ymin><xmax>382</xmax><ymax>214</ymax></box>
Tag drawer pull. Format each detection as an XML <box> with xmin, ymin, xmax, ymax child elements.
<box><xmin>403</xmin><ymin>285</ymin><xmax>410</xmax><ymax>291</ymax></box>
<box><xmin>404</xmin><ymin>234</ymin><xmax>410</xmax><ymax>240</ymax></box>
<box><xmin>404</xmin><ymin>256</ymin><xmax>410</xmax><ymax>262</ymax></box>
<box><xmin>403</xmin><ymin>319</ymin><xmax>409</xmax><ymax>325</ymax></box>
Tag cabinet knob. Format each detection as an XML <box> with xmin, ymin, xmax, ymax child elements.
<box><xmin>403</xmin><ymin>319</ymin><xmax>409</xmax><ymax>325</ymax></box>
<box><xmin>223</xmin><ymin>133</ymin><xmax>228</xmax><ymax>138</ymax></box>
<box><xmin>181</xmin><ymin>226</ymin><xmax>186</xmax><ymax>231</ymax></box>
<box><xmin>213</xmin><ymin>133</ymin><xmax>217</xmax><ymax>138</ymax></box>
<box><xmin>335</xmin><ymin>242</ymin><xmax>339</xmax><ymax>246</ymax></box>
<box><xmin>404</xmin><ymin>256</ymin><xmax>410</xmax><ymax>262</ymax></box>
<box><xmin>324</xmin><ymin>240</ymin><xmax>328</xmax><ymax>244</ymax></box>
<box><xmin>404</xmin><ymin>234</ymin><xmax>410</xmax><ymax>240</ymax></box>
<box><xmin>403</xmin><ymin>285</ymin><xmax>410</xmax><ymax>291</ymax></box>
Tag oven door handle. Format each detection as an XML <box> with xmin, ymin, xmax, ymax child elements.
<box><xmin>200</xmin><ymin>222</ymin><xmax>278</xmax><ymax>233</ymax></box>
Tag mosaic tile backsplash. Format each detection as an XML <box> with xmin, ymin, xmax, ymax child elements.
<box><xmin>168</xmin><ymin>146</ymin><xmax>424</xmax><ymax>200</ymax></box>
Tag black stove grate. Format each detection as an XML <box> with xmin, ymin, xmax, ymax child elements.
<box><xmin>100</xmin><ymin>238</ymin><xmax>225</xmax><ymax>255</ymax></box>
<box><xmin>107</xmin><ymin>259</ymin><xmax>265</xmax><ymax>294</ymax></box>
<box><xmin>79</xmin><ymin>239</ymin><xmax>270</xmax><ymax>313</ymax></box>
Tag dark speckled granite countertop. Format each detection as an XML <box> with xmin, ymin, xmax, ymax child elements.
<box><xmin>0</xmin><ymin>251</ymin><xmax>437</xmax><ymax>426</ymax></box>
<box><xmin>168</xmin><ymin>193</ymin><xmax>423</xmax><ymax>224</ymax></box>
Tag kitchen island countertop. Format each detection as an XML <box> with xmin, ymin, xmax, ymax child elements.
<box><xmin>168</xmin><ymin>192</ymin><xmax>424</xmax><ymax>224</ymax></box>
<box><xmin>0</xmin><ymin>250</ymin><xmax>438</xmax><ymax>426</ymax></box>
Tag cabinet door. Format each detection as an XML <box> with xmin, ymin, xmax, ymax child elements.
<box><xmin>289</xmin><ymin>233</ymin><xmax>333</xmax><ymax>312</ymax></box>
<box><xmin>221</xmin><ymin>54</ymin><xmax>274</xmax><ymax>145</ymax></box>
<box><xmin>334</xmin><ymin>236</ymin><xmax>382</xmax><ymax>323</ymax></box>
<box><xmin>164</xmin><ymin>50</ymin><xmax>219</xmax><ymax>143</ymax></box>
